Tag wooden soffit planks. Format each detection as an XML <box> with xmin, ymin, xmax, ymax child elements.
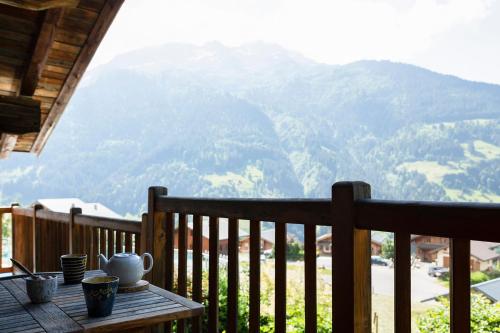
<box><xmin>30</xmin><ymin>0</ymin><xmax>125</xmax><ymax>154</ymax></box>
<box><xmin>0</xmin><ymin>95</ymin><xmax>41</xmax><ymax>134</ymax></box>
<box><xmin>0</xmin><ymin>0</ymin><xmax>78</xmax><ymax>11</ymax></box>
<box><xmin>20</xmin><ymin>7</ymin><xmax>64</xmax><ymax>96</ymax></box>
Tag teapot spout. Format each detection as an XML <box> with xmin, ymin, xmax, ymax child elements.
<box><xmin>98</xmin><ymin>254</ymin><xmax>108</xmax><ymax>272</ymax></box>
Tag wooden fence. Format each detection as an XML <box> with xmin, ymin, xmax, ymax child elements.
<box><xmin>144</xmin><ymin>181</ymin><xmax>500</xmax><ymax>333</ymax></box>
<box><xmin>3</xmin><ymin>180</ymin><xmax>500</xmax><ymax>333</ymax></box>
<box><xmin>7</xmin><ymin>205</ymin><xmax>141</xmax><ymax>273</ymax></box>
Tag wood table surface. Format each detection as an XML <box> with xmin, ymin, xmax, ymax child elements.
<box><xmin>0</xmin><ymin>270</ymin><xmax>204</xmax><ymax>332</ymax></box>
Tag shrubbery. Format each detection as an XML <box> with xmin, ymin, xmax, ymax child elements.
<box><xmin>417</xmin><ymin>294</ymin><xmax>500</xmax><ymax>332</ymax></box>
<box><xmin>381</xmin><ymin>239</ymin><xmax>394</xmax><ymax>260</ymax></box>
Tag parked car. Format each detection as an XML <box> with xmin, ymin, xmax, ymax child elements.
<box><xmin>371</xmin><ymin>256</ymin><xmax>389</xmax><ymax>266</ymax></box>
<box><xmin>428</xmin><ymin>266</ymin><xmax>449</xmax><ymax>277</ymax></box>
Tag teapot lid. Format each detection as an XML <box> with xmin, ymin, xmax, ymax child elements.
<box><xmin>113</xmin><ymin>252</ymin><xmax>137</xmax><ymax>258</ymax></box>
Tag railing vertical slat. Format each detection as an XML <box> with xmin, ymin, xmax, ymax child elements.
<box><xmin>91</xmin><ymin>227</ymin><xmax>99</xmax><ymax>270</ymax></box>
<box><xmin>275</xmin><ymin>222</ymin><xmax>287</xmax><ymax>333</ymax></box>
<box><xmin>208</xmin><ymin>216</ymin><xmax>219</xmax><ymax>333</ymax></box>
<box><xmin>85</xmin><ymin>226</ymin><xmax>93</xmax><ymax>270</ymax></box>
<box><xmin>33</xmin><ymin>206</ymin><xmax>40</xmax><ymax>272</ymax></box>
<box><xmin>69</xmin><ymin>207</ymin><xmax>81</xmax><ymax>255</ymax></box>
<box><xmin>450</xmin><ymin>238</ymin><xmax>470</xmax><ymax>333</ymax></box>
<box><xmin>99</xmin><ymin>228</ymin><xmax>106</xmax><ymax>259</ymax></box>
<box><xmin>395</xmin><ymin>232</ymin><xmax>411</xmax><ymax>333</ymax></box>
<box><xmin>332</xmin><ymin>182</ymin><xmax>372</xmax><ymax>333</ymax></box>
<box><xmin>165</xmin><ymin>212</ymin><xmax>174</xmax><ymax>291</ymax></box>
<box><xmin>249</xmin><ymin>220</ymin><xmax>261</xmax><ymax>333</ymax></box>
<box><xmin>191</xmin><ymin>214</ymin><xmax>203</xmax><ymax>333</ymax></box>
<box><xmin>125</xmin><ymin>232</ymin><xmax>132</xmax><ymax>253</ymax></box>
<box><xmin>133</xmin><ymin>232</ymin><xmax>140</xmax><ymax>254</ymax></box>
<box><xmin>227</xmin><ymin>217</ymin><xmax>239</xmax><ymax>333</ymax></box>
<box><xmin>57</xmin><ymin>221</ymin><xmax>64</xmax><ymax>270</ymax></box>
<box><xmin>304</xmin><ymin>223</ymin><xmax>317</xmax><ymax>333</ymax></box>
<box><xmin>115</xmin><ymin>231</ymin><xmax>123</xmax><ymax>254</ymax></box>
<box><xmin>177</xmin><ymin>213</ymin><xmax>188</xmax><ymax>333</ymax></box>
<box><xmin>164</xmin><ymin>212</ymin><xmax>174</xmax><ymax>333</ymax></box>
<box><xmin>107</xmin><ymin>229</ymin><xmax>114</xmax><ymax>257</ymax></box>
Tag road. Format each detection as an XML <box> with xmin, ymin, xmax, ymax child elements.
<box><xmin>317</xmin><ymin>257</ymin><xmax>447</xmax><ymax>301</ymax></box>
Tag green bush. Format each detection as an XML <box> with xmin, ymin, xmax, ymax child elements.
<box><xmin>471</xmin><ymin>271</ymin><xmax>489</xmax><ymax>285</ymax></box>
<box><xmin>486</xmin><ymin>269</ymin><xmax>500</xmax><ymax>280</ymax></box>
<box><xmin>417</xmin><ymin>294</ymin><xmax>500</xmax><ymax>332</ymax></box>
<box><xmin>269</xmin><ymin>240</ymin><xmax>304</xmax><ymax>261</ymax></box>
<box><xmin>381</xmin><ymin>239</ymin><xmax>394</xmax><ymax>260</ymax></box>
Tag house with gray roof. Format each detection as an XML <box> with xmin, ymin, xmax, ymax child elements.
<box><xmin>436</xmin><ymin>241</ymin><xmax>500</xmax><ymax>271</ymax></box>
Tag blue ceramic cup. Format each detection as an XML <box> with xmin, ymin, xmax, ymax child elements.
<box><xmin>82</xmin><ymin>276</ymin><xmax>119</xmax><ymax>317</ymax></box>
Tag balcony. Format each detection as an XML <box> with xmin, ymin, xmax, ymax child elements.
<box><xmin>1</xmin><ymin>181</ymin><xmax>500</xmax><ymax>333</ymax></box>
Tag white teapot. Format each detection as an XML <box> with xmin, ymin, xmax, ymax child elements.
<box><xmin>98</xmin><ymin>252</ymin><xmax>153</xmax><ymax>286</ymax></box>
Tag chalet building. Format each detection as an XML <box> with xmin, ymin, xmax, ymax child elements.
<box><xmin>370</xmin><ymin>233</ymin><xmax>387</xmax><ymax>256</ymax></box>
<box><xmin>436</xmin><ymin>241</ymin><xmax>500</xmax><ymax>272</ymax></box>
<box><xmin>317</xmin><ymin>234</ymin><xmax>332</xmax><ymax>255</ymax></box>
<box><xmin>173</xmin><ymin>221</ymin><xmax>248</xmax><ymax>255</ymax></box>
<box><xmin>34</xmin><ymin>198</ymin><xmax>123</xmax><ymax>219</ymax></box>
<box><xmin>240</xmin><ymin>228</ymin><xmax>275</xmax><ymax>253</ymax></box>
<box><xmin>411</xmin><ymin>235</ymin><xmax>449</xmax><ymax>262</ymax></box>
<box><xmin>316</xmin><ymin>233</ymin><xmax>386</xmax><ymax>256</ymax></box>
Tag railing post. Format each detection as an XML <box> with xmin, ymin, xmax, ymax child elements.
<box><xmin>69</xmin><ymin>207</ymin><xmax>82</xmax><ymax>254</ymax></box>
<box><xmin>450</xmin><ymin>238</ymin><xmax>470</xmax><ymax>333</ymax></box>
<box><xmin>145</xmin><ymin>186</ymin><xmax>167</xmax><ymax>285</ymax></box>
<box><xmin>32</xmin><ymin>204</ymin><xmax>43</xmax><ymax>272</ymax></box>
<box><xmin>332</xmin><ymin>181</ymin><xmax>371</xmax><ymax>333</ymax></box>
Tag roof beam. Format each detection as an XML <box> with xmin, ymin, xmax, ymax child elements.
<box><xmin>31</xmin><ymin>0</ymin><xmax>125</xmax><ymax>154</ymax></box>
<box><xmin>0</xmin><ymin>0</ymin><xmax>78</xmax><ymax>11</ymax></box>
<box><xmin>0</xmin><ymin>133</ymin><xmax>18</xmax><ymax>159</ymax></box>
<box><xmin>20</xmin><ymin>8</ymin><xmax>64</xmax><ymax>96</ymax></box>
<box><xmin>0</xmin><ymin>95</ymin><xmax>41</xmax><ymax>134</ymax></box>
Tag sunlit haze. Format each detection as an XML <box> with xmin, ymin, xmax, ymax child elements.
<box><xmin>91</xmin><ymin>0</ymin><xmax>500</xmax><ymax>84</ymax></box>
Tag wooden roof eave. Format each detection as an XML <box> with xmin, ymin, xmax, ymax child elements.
<box><xmin>31</xmin><ymin>0</ymin><xmax>124</xmax><ymax>155</ymax></box>
<box><xmin>0</xmin><ymin>0</ymin><xmax>124</xmax><ymax>158</ymax></box>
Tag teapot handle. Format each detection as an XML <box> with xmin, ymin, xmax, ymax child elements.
<box><xmin>141</xmin><ymin>253</ymin><xmax>154</xmax><ymax>275</ymax></box>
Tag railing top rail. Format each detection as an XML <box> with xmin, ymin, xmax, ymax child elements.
<box><xmin>11</xmin><ymin>206</ymin><xmax>141</xmax><ymax>233</ymax></box>
<box><xmin>74</xmin><ymin>214</ymin><xmax>141</xmax><ymax>233</ymax></box>
<box><xmin>11</xmin><ymin>206</ymin><xmax>34</xmax><ymax>217</ymax></box>
<box><xmin>355</xmin><ymin>199</ymin><xmax>500</xmax><ymax>242</ymax></box>
<box><xmin>0</xmin><ymin>207</ymin><xmax>12</xmax><ymax>214</ymax></box>
<box><xmin>156</xmin><ymin>196</ymin><xmax>332</xmax><ymax>225</ymax></box>
<box><xmin>156</xmin><ymin>195</ymin><xmax>500</xmax><ymax>241</ymax></box>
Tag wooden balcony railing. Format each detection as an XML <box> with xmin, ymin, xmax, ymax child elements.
<box><xmin>145</xmin><ymin>181</ymin><xmax>500</xmax><ymax>333</ymax></box>
<box><xmin>3</xmin><ymin>181</ymin><xmax>500</xmax><ymax>333</ymax></box>
<box><xmin>6</xmin><ymin>205</ymin><xmax>141</xmax><ymax>273</ymax></box>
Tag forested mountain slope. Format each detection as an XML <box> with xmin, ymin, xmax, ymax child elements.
<box><xmin>1</xmin><ymin>43</ymin><xmax>498</xmax><ymax>220</ymax></box>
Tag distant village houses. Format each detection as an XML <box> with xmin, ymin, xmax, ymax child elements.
<box><xmin>411</xmin><ymin>235</ymin><xmax>449</xmax><ymax>262</ymax></box>
<box><xmin>316</xmin><ymin>233</ymin><xmax>386</xmax><ymax>256</ymax></box>
<box><xmin>173</xmin><ymin>221</ymin><xmax>249</xmax><ymax>255</ymax></box>
<box><xmin>436</xmin><ymin>241</ymin><xmax>500</xmax><ymax>272</ymax></box>
<box><xmin>240</xmin><ymin>229</ymin><xmax>275</xmax><ymax>253</ymax></box>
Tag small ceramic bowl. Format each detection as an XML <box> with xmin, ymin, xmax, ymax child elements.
<box><xmin>82</xmin><ymin>276</ymin><xmax>119</xmax><ymax>317</ymax></box>
<box><xmin>26</xmin><ymin>275</ymin><xmax>58</xmax><ymax>303</ymax></box>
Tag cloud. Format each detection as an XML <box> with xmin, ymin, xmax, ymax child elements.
<box><xmin>92</xmin><ymin>0</ymin><xmax>496</xmax><ymax>67</ymax></box>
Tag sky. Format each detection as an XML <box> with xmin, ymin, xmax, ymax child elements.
<box><xmin>91</xmin><ymin>0</ymin><xmax>500</xmax><ymax>85</ymax></box>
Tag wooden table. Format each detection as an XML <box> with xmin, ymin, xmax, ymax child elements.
<box><xmin>0</xmin><ymin>270</ymin><xmax>204</xmax><ymax>332</ymax></box>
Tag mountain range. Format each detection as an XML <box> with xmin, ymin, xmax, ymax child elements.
<box><xmin>1</xmin><ymin>42</ymin><xmax>499</xmax><ymax>222</ymax></box>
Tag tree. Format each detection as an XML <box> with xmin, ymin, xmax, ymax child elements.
<box><xmin>381</xmin><ymin>238</ymin><xmax>394</xmax><ymax>260</ymax></box>
<box><xmin>417</xmin><ymin>294</ymin><xmax>500</xmax><ymax>332</ymax></box>
<box><xmin>269</xmin><ymin>239</ymin><xmax>304</xmax><ymax>261</ymax></box>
